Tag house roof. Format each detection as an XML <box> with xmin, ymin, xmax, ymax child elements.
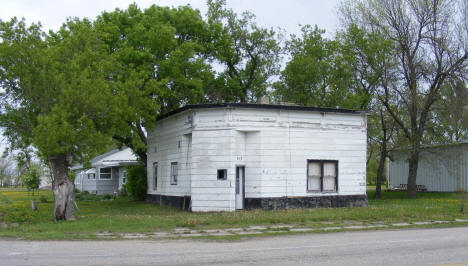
<box><xmin>70</xmin><ymin>147</ymin><xmax>138</xmax><ymax>170</ymax></box>
<box><xmin>156</xmin><ymin>103</ymin><xmax>366</xmax><ymax>121</ymax></box>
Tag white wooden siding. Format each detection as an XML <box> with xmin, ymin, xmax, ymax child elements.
<box><xmin>147</xmin><ymin>106</ymin><xmax>367</xmax><ymax>212</ymax></box>
<box><xmin>147</xmin><ymin>111</ymin><xmax>193</xmax><ymax>197</ymax></box>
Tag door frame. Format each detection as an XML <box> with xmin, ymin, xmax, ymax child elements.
<box><xmin>235</xmin><ymin>166</ymin><xmax>245</xmax><ymax>210</ymax></box>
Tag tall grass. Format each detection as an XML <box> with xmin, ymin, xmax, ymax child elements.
<box><xmin>1</xmin><ymin>189</ymin><xmax>467</xmax><ymax>240</ymax></box>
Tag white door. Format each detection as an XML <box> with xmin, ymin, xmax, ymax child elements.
<box><xmin>236</xmin><ymin>167</ymin><xmax>245</xmax><ymax>209</ymax></box>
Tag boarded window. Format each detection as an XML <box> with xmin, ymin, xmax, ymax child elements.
<box><xmin>307</xmin><ymin>160</ymin><xmax>338</xmax><ymax>192</ymax></box>
<box><xmin>153</xmin><ymin>163</ymin><xmax>158</xmax><ymax>190</ymax></box>
<box><xmin>217</xmin><ymin>169</ymin><xmax>227</xmax><ymax>180</ymax></box>
<box><xmin>100</xmin><ymin>168</ymin><xmax>112</xmax><ymax>179</ymax></box>
<box><xmin>170</xmin><ymin>162</ymin><xmax>178</xmax><ymax>185</ymax></box>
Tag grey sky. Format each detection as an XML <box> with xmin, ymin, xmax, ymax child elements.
<box><xmin>0</xmin><ymin>0</ymin><xmax>341</xmax><ymax>155</ymax></box>
<box><xmin>0</xmin><ymin>0</ymin><xmax>340</xmax><ymax>36</ymax></box>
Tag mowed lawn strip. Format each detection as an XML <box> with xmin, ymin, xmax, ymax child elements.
<box><xmin>1</xmin><ymin>188</ymin><xmax>467</xmax><ymax>240</ymax></box>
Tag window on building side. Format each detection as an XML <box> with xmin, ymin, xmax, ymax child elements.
<box><xmin>87</xmin><ymin>173</ymin><xmax>96</xmax><ymax>179</ymax></box>
<box><xmin>170</xmin><ymin>162</ymin><xmax>178</xmax><ymax>185</ymax></box>
<box><xmin>307</xmin><ymin>160</ymin><xmax>337</xmax><ymax>192</ymax></box>
<box><xmin>100</xmin><ymin>168</ymin><xmax>112</xmax><ymax>180</ymax></box>
<box><xmin>122</xmin><ymin>171</ymin><xmax>127</xmax><ymax>184</ymax></box>
<box><xmin>153</xmin><ymin>162</ymin><xmax>158</xmax><ymax>190</ymax></box>
<box><xmin>217</xmin><ymin>169</ymin><xmax>227</xmax><ymax>180</ymax></box>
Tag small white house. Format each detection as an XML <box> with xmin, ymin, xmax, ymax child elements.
<box><xmin>389</xmin><ymin>142</ymin><xmax>468</xmax><ymax>192</ymax></box>
<box><xmin>72</xmin><ymin>148</ymin><xmax>139</xmax><ymax>195</ymax></box>
<box><xmin>146</xmin><ymin>103</ymin><xmax>368</xmax><ymax>212</ymax></box>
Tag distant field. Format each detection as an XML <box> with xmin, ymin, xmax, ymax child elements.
<box><xmin>1</xmin><ymin>188</ymin><xmax>467</xmax><ymax>240</ymax></box>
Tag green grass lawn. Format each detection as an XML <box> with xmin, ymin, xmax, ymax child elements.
<box><xmin>1</xmin><ymin>188</ymin><xmax>467</xmax><ymax>240</ymax></box>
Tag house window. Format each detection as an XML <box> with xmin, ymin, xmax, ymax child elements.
<box><xmin>307</xmin><ymin>160</ymin><xmax>338</xmax><ymax>192</ymax></box>
<box><xmin>122</xmin><ymin>171</ymin><xmax>126</xmax><ymax>184</ymax></box>
<box><xmin>170</xmin><ymin>162</ymin><xmax>178</xmax><ymax>185</ymax></box>
<box><xmin>153</xmin><ymin>162</ymin><xmax>158</xmax><ymax>190</ymax></box>
<box><xmin>100</xmin><ymin>168</ymin><xmax>112</xmax><ymax>180</ymax></box>
<box><xmin>87</xmin><ymin>173</ymin><xmax>95</xmax><ymax>179</ymax></box>
<box><xmin>217</xmin><ymin>169</ymin><xmax>227</xmax><ymax>180</ymax></box>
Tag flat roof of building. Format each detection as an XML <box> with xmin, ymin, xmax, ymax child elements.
<box><xmin>157</xmin><ymin>103</ymin><xmax>366</xmax><ymax>121</ymax></box>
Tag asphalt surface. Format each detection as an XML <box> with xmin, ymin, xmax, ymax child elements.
<box><xmin>1</xmin><ymin>227</ymin><xmax>468</xmax><ymax>266</ymax></box>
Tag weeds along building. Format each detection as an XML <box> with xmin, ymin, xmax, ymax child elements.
<box><xmin>146</xmin><ymin>103</ymin><xmax>368</xmax><ymax>212</ymax></box>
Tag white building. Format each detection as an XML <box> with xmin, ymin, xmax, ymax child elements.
<box><xmin>146</xmin><ymin>103</ymin><xmax>368</xmax><ymax>212</ymax></box>
<box><xmin>389</xmin><ymin>142</ymin><xmax>468</xmax><ymax>192</ymax></box>
<box><xmin>72</xmin><ymin>148</ymin><xmax>139</xmax><ymax>195</ymax></box>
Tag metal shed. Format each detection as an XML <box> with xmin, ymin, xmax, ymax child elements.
<box><xmin>389</xmin><ymin>142</ymin><xmax>468</xmax><ymax>192</ymax></box>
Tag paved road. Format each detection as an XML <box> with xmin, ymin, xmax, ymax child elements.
<box><xmin>1</xmin><ymin>227</ymin><xmax>468</xmax><ymax>266</ymax></box>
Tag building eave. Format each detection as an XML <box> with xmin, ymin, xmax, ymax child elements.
<box><xmin>156</xmin><ymin>103</ymin><xmax>366</xmax><ymax>122</ymax></box>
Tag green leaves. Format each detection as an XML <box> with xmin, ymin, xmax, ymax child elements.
<box><xmin>0</xmin><ymin>17</ymin><xmax>117</xmax><ymax>163</ymax></box>
<box><xmin>206</xmin><ymin>0</ymin><xmax>281</xmax><ymax>103</ymax></box>
<box><xmin>275</xmin><ymin>25</ymin><xmax>356</xmax><ymax>108</ymax></box>
<box><xmin>21</xmin><ymin>163</ymin><xmax>42</xmax><ymax>192</ymax></box>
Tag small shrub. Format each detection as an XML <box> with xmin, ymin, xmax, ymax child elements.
<box><xmin>102</xmin><ymin>194</ymin><xmax>112</xmax><ymax>200</ymax></box>
<box><xmin>118</xmin><ymin>184</ymin><xmax>128</xmax><ymax>198</ymax></box>
<box><xmin>75</xmin><ymin>191</ymin><xmax>101</xmax><ymax>201</ymax></box>
<box><xmin>39</xmin><ymin>195</ymin><xmax>48</xmax><ymax>203</ymax></box>
<box><xmin>125</xmin><ymin>165</ymin><xmax>147</xmax><ymax>201</ymax></box>
<box><xmin>21</xmin><ymin>167</ymin><xmax>40</xmax><ymax>195</ymax></box>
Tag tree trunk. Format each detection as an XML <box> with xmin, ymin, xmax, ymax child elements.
<box><xmin>406</xmin><ymin>149</ymin><xmax>420</xmax><ymax>198</ymax></box>
<box><xmin>31</xmin><ymin>199</ymin><xmax>37</xmax><ymax>211</ymax></box>
<box><xmin>135</xmin><ymin>148</ymin><xmax>147</xmax><ymax>168</ymax></box>
<box><xmin>375</xmin><ymin>148</ymin><xmax>386</xmax><ymax>199</ymax></box>
<box><xmin>49</xmin><ymin>156</ymin><xmax>75</xmax><ymax>221</ymax></box>
<box><xmin>375</xmin><ymin>109</ymin><xmax>389</xmax><ymax>199</ymax></box>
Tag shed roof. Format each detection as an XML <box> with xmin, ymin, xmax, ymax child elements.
<box><xmin>156</xmin><ymin>103</ymin><xmax>366</xmax><ymax>121</ymax></box>
<box><xmin>392</xmin><ymin>141</ymin><xmax>468</xmax><ymax>154</ymax></box>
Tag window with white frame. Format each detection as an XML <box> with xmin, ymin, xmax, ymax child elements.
<box><xmin>307</xmin><ymin>160</ymin><xmax>337</xmax><ymax>192</ymax></box>
<box><xmin>87</xmin><ymin>173</ymin><xmax>96</xmax><ymax>179</ymax></box>
<box><xmin>100</xmin><ymin>168</ymin><xmax>112</xmax><ymax>180</ymax></box>
<box><xmin>153</xmin><ymin>162</ymin><xmax>158</xmax><ymax>190</ymax></box>
<box><xmin>170</xmin><ymin>162</ymin><xmax>178</xmax><ymax>185</ymax></box>
<box><xmin>122</xmin><ymin>170</ymin><xmax>127</xmax><ymax>184</ymax></box>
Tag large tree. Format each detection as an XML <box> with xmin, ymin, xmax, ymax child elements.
<box><xmin>427</xmin><ymin>79</ymin><xmax>468</xmax><ymax>142</ymax></box>
<box><xmin>337</xmin><ymin>25</ymin><xmax>396</xmax><ymax>198</ymax></box>
<box><xmin>205</xmin><ymin>0</ymin><xmax>281</xmax><ymax>103</ymax></box>
<box><xmin>94</xmin><ymin>4</ymin><xmax>215</xmax><ymax>165</ymax></box>
<box><xmin>276</xmin><ymin>22</ymin><xmax>398</xmax><ymax>197</ymax></box>
<box><xmin>0</xmin><ymin>18</ymin><xmax>118</xmax><ymax>220</ymax></box>
<box><xmin>340</xmin><ymin>0</ymin><xmax>468</xmax><ymax>197</ymax></box>
<box><xmin>274</xmin><ymin>26</ymin><xmax>352</xmax><ymax>108</ymax></box>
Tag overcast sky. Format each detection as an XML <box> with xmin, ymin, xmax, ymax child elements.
<box><xmin>0</xmin><ymin>0</ymin><xmax>341</xmax><ymax>155</ymax></box>
<box><xmin>0</xmin><ymin>0</ymin><xmax>341</xmax><ymax>36</ymax></box>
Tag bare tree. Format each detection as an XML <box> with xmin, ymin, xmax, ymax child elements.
<box><xmin>340</xmin><ymin>0</ymin><xmax>468</xmax><ymax>197</ymax></box>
